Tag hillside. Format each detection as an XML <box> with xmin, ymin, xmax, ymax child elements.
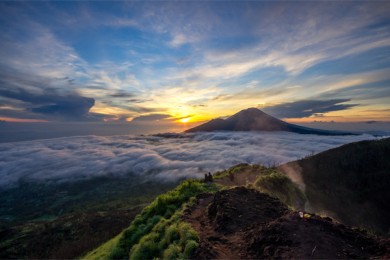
<box><xmin>185</xmin><ymin>108</ymin><xmax>354</xmax><ymax>135</ymax></box>
<box><xmin>279</xmin><ymin>137</ymin><xmax>390</xmax><ymax>235</ymax></box>
<box><xmin>0</xmin><ymin>175</ymin><xmax>178</xmax><ymax>259</ymax></box>
<box><xmin>4</xmin><ymin>138</ymin><xmax>389</xmax><ymax>259</ymax></box>
<box><xmin>84</xmin><ymin>148</ymin><xmax>390</xmax><ymax>259</ymax></box>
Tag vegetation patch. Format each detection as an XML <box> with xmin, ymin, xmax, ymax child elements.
<box><xmin>213</xmin><ymin>163</ymin><xmax>270</xmax><ymax>179</ymax></box>
<box><xmin>0</xmin><ymin>174</ymin><xmax>178</xmax><ymax>259</ymax></box>
<box><xmin>83</xmin><ymin>232</ymin><xmax>123</xmax><ymax>260</ymax></box>
<box><xmin>106</xmin><ymin>179</ymin><xmax>219</xmax><ymax>259</ymax></box>
<box><xmin>129</xmin><ymin>212</ymin><xmax>198</xmax><ymax>260</ymax></box>
<box><xmin>254</xmin><ymin>171</ymin><xmax>306</xmax><ymax>210</ymax></box>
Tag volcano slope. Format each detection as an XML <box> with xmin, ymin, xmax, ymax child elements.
<box><xmin>84</xmin><ymin>165</ymin><xmax>390</xmax><ymax>259</ymax></box>
<box><xmin>183</xmin><ymin>187</ymin><xmax>390</xmax><ymax>259</ymax></box>
<box><xmin>84</xmin><ymin>138</ymin><xmax>390</xmax><ymax>259</ymax></box>
<box><xmin>279</xmin><ymin>137</ymin><xmax>390</xmax><ymax>235</ymax></box>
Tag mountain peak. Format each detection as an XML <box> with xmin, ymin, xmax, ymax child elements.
<box><xmin>185</xmin><ymin>107</ymin><xmax>288</xmax><ymax>133</ymax></box>
<box><xmin>185</xmin><ymin>107</ymin><xmax>355</xmax><ymax>135</ymax></box>
<box><xmin>239</xmin><ymin>107</ymin><xmax>264</xmax><ymax>113</ymax></box>
<box><xmin>232</xmin><ymin>107</ymin><xmax>266</xmax><ymax>117</ymax></box>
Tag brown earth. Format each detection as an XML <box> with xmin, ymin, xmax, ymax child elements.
<box><xmin>183</xmin><ymin>187</ymin><xmax>390</xmax><ymax>259</ymax></box>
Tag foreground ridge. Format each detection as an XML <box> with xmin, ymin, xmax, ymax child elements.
<box><xmin>184</xmin><ymin>187</ymin><xmax>390</xmax><ymax>259</ymax></box>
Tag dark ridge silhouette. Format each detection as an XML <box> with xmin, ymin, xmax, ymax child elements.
<box><xmin>185</xmin><ymin>107</ymin><xmax>356</xmax><ymax>135</ymax></box>
<box><xmin>279</xmin><ymin>137</ymin><xmax>390</xmax><ymax>235</ymax></box>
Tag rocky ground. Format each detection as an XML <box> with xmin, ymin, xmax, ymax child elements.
<box><xmin>183</xmin><ymin>187</ymin><xmax>390</xmax><ymax>259</ymax></box>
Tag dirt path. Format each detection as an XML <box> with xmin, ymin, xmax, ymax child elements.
<box><xmin>183</xmin><ymin>193</ymin><xmax>243</xmax><ymax>259</ymax></box>
<box><xmin>183</xmin><ymin>188</ymin><xmax>288</xmax><ymax>259</ymax></box>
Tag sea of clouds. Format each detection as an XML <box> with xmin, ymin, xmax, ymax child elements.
<box><xmin>0</xmin><ymin>131</ymin><xmax>377</xmax><ymax>188</ymax></box>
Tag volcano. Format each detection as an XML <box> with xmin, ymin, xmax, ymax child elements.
<box><xmin>185</xmin><ymin>108</ymin><xmax>355</xmax><ymax>135</ymax></box>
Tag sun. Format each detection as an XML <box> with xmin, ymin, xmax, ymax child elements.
<box><xmin>180</xmin><ymin>117</ymin><xmax>190</xmax><ymax>123</ymax></box>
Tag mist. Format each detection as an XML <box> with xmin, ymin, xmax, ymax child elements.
<box><xmin>0</xmin><ymin>131</ymin><xmax>378</xmax><ymax>189</ymax></box>
<box><xmin>0</xmin><ymin>122</ymin><xmax>187</xmax><ymax>143</ymax></box>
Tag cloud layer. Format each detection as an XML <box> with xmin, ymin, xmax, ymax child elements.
<box><xmin>0</xmin><ymin>132</ymin><xmax>375</xmax><ymax>188</ymax></box>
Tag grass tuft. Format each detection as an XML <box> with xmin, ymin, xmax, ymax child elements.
<box><xmin>254</xmin><ymin>171</ymin><xmax>306</xmax><ymax>210</ymax></box>
<box><xmin>107</xmin><ymin>179</ymin><xmax>218</xmax><ymax>259</ymax></box>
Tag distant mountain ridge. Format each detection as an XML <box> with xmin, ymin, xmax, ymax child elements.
<box><xmin>185</xmin><ymin>108</ymin><xmax>355</xmax><ymax>135</ymax></box>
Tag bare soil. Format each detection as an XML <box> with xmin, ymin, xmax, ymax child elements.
<box><xmin>183</xmin><ymin>187</ymin><xmax>390</xmax><ymax>259</ymax></box>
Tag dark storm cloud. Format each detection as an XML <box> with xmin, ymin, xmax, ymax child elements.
<box><xmin>0</xmin><ymin>108</ymin><xmax>43</xmax><ymax>120</ymax></box>
<box><xmin>0</xmin><ymin>132</ymin><xmax>374</xmax><ymax>187</ymax></box>
<box><xmin>263</xmin><ymin>99</ymin><xmax>358</xmax><ymax>118</ymax></box>
<box><xmin>31</xmin><ymin>97</ymin><xmax>94</xmax><ymax>118</ymax></box>
<box><xmin>0</xmin><ymin>87</ymin><xmax>95</xmax><ymax>120</ymax></box>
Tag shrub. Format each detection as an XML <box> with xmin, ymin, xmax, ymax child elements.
<box><xmin>178</xmin><ymin>222</ymin><xmax>198</xmax><ymax>245</ymax></box>
<box><xmin>109</xmin><ymin>179</ymin><xmax>217</xmax><ymax>259</ymax></box>
<box><xmin>163</xmin><ymin>244</ymin><xmax>181</xmax><ymax>260</ymax></box>
<box><xmin>128</xmin><ymin>219</ymin><xmax>199</xmax><ymax>259</ymax></box>
<box><xmin>183</xmin><ymin>240</ymin><xmax>199</xmax><ymax>258</ymax></box>
<box><xmin>255</xmin><ymin>171</ymin><xmax>306</xmax><ymax>210</ymax></box>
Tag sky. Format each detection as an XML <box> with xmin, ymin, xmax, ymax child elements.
<box><xmin>1</xmin><ymin>1</ymin><xmax>390</xmax><ymax>131</ymax></box>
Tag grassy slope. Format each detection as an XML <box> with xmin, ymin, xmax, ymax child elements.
<box><xmin>84</xmin><ymin>164</ymin><xmax>305</xmax><ymax>259</ymax></box>
<box><xmin>0</xmin><ymin>174</ymin><xmax>178</xmax><ymax>223</ymax></box>
<box><xmin>0</xmin><ymin>175</ymin><xmax>178</xmax><ymax>259</ymax></box>
<box><xmin>86</xmin><ymin>138</ymin><xmax>390</xmax><ymax>258</ymax></box>
<box><xmin>84</xmin><ymin>179</ymin><xmax>219</xmax><ymax>259</ymax></box>
<box><xmin>83</xmin><ymin>232</ymin><xmax>123</xmax><ymax>259</ymax></box>
<box><xmin>214</xmin><ymin>164</ymin><xmax>306</xmax><ymax>210</ymax></box>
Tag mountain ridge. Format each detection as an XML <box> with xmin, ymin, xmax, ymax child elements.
<box><xmin>82</xmin><ymin>138</ymin><xmax>390</xmax><ymax>259</ymax></box>
<box><xmin>279</xmin><ymin>137</ymin><xmax>390</xmax><ymax>235</ymax></box>
<box><xmin>186</xmin><ymin>107</ymin><xmax>355</xmax><ymax>135</ymax></box>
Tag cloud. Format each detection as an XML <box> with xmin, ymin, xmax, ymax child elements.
<box><xmin>318</xmin><ymin>80</ymin><xmax>390</xmax><ymax>101</ymax></box>
<box><xmin>0</xmin><ymin>86</ymin><xmax>95</xmax><ymax>120</ymax></box>
<box><xmin>0</xmin><ymin>12</ymin><xmax>147</xmax><ymax>121</ymax></box>
<box><xmin>0</xmin><ymin>132</ymin><xmax>375</xmax><ymax>188</ymax></box>
<box><xmin>169</xmin><ymin>34</ymin><xmax>190</xmax><ymax>47</ymax></box>
<box><xmin>109</xmin><ymin>91</ymin><xmax>135</xmax><ymax>98</ymax></box>
<box><xmin>31</xmin><ymin>97</ymin><xmax>94</xmax><ymax>118</ymax></box>
<box><xmin>263</xmin><ymin>99</ymin><xmax>358</xmax><ymax>118</ymax></box>
<box><xmin>131</xmin><ymin>114</ymin><xmax>172</xmax><ymax>122</ymax></box>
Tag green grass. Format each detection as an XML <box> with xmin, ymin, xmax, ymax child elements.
<box><xmin>254</xmin><ymin>171</ymin><xmax>306</xmax><ymax>210</ymax></box>
<box><xmin>102</xmin><ymin>179</ymin><xmax>219</xmax><ymax>259</ymax></box>
<box><xmin>213</xmin><ymin>163</ymin><xmax>273</xmax><ymax>179</ymax></box>
<box><xmin>82</xmin><ymin>232</ymin><xmax>123</xmax><ymax>260</ymax></box>
<box><xmin>129</xmin><ymin>211</ymin><xmax>198</xmax><ymax>260</ymax></box>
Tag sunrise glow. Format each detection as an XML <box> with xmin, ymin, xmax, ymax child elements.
<box><xmin>0</xmin><ymin>1</ymin><xmax>389</xmax><ymax>130</ymax></box>
<box><xmin>180</xmin><ymin>117</ymin><xmax>191</xmax><ymax>123</ymax></box>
